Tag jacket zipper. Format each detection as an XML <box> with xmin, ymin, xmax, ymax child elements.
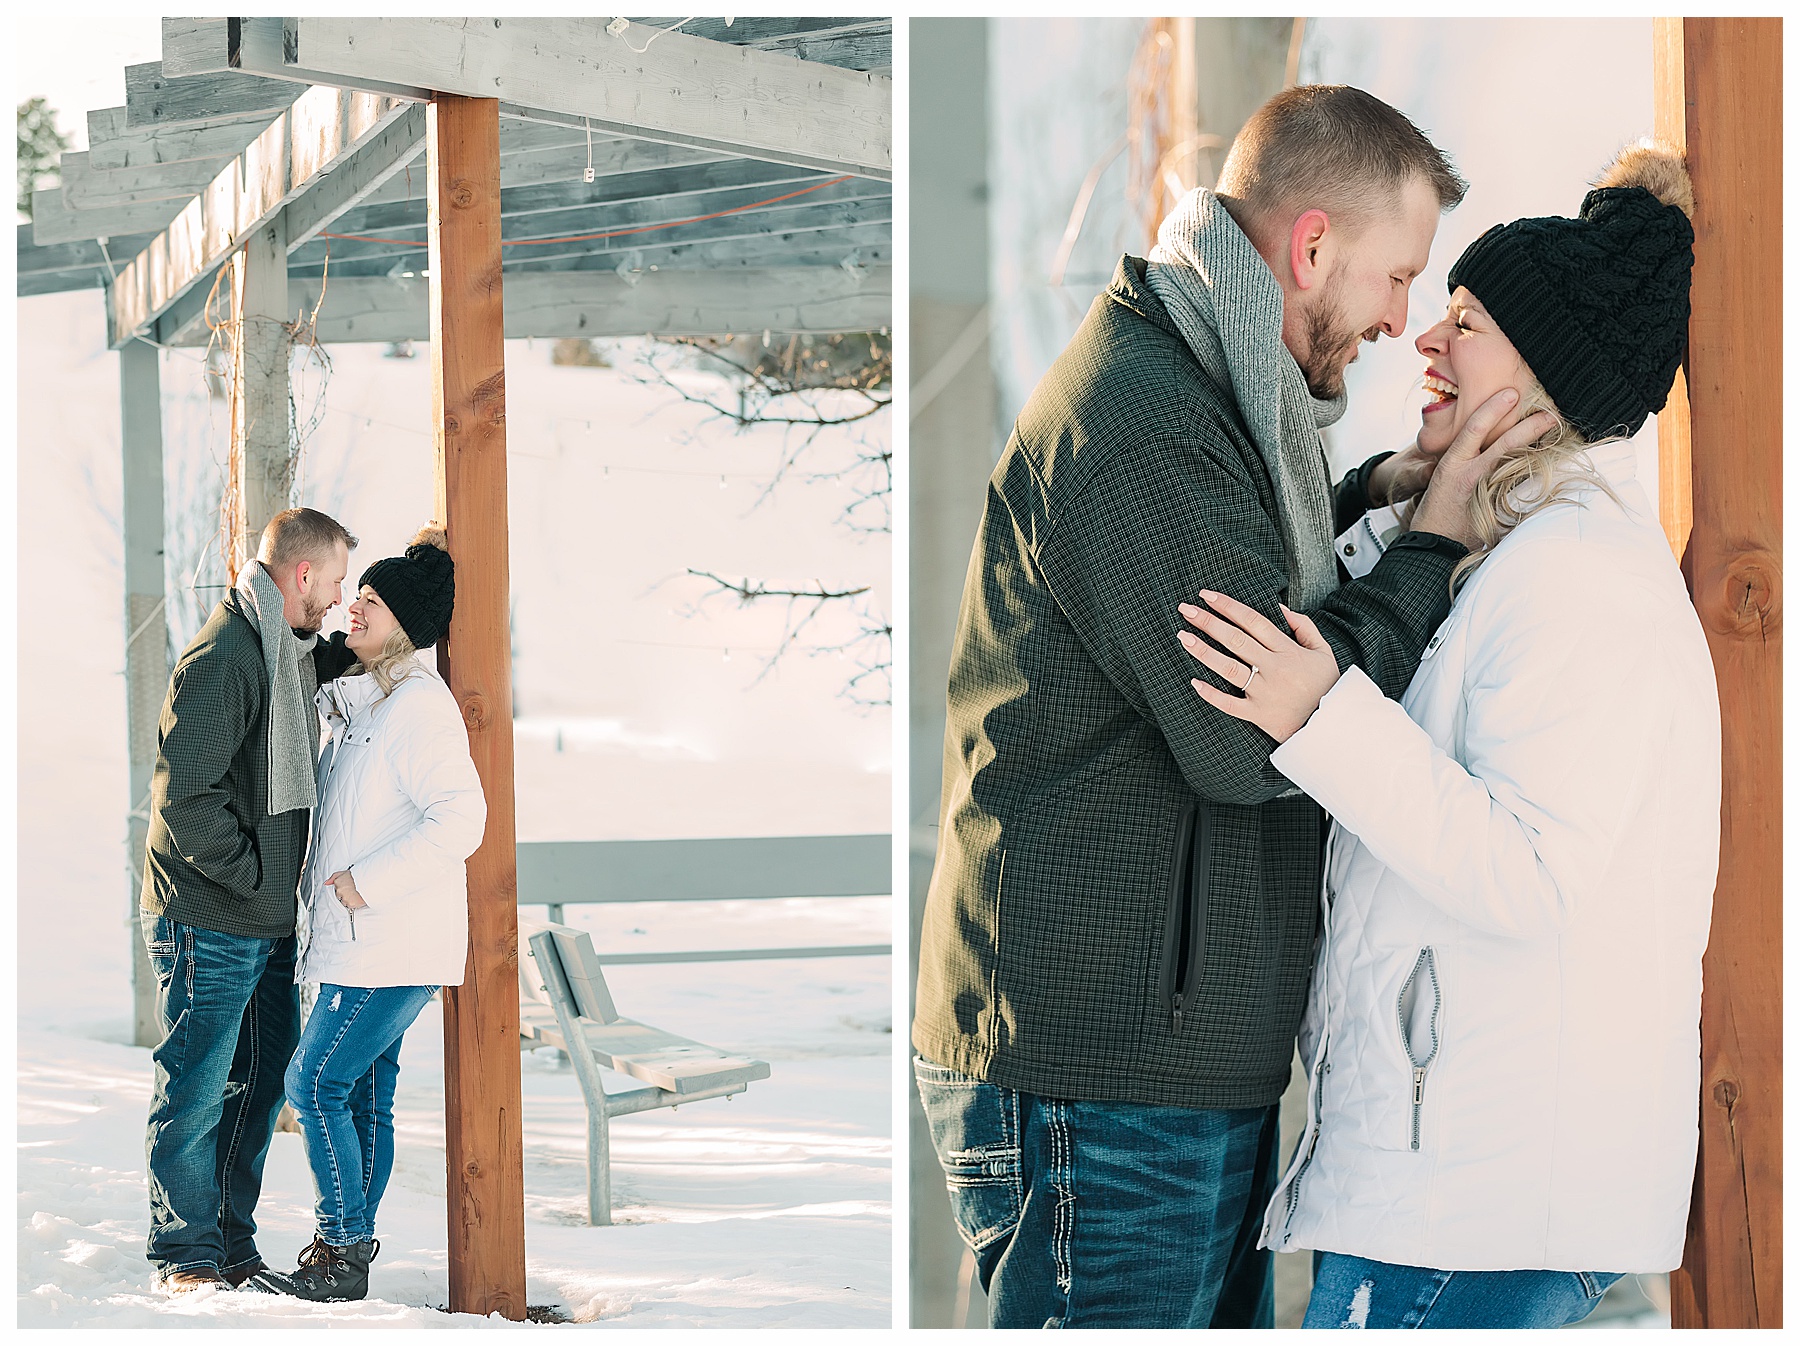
<box><xmin>1283</xmin><ymin>1058</ymin><xmax>1329</xmax><ymax>1224</ymax></box>
<box><xmin>1161</xmin><ymin>805</ymin><xmax>1211</xmax><ymax>1031</ymax></box>
<box><xmin>1263</xmin><ymin>823</ymin><xmax>1337</xmax><ymax>1250</ymax></box>
<box><xmin>1397</xmin><ymin>947</ymin><xmax>1441</xmax><ymax>1151</ymax></box>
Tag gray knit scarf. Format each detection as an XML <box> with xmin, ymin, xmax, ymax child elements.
<box><xmin>1146</xmin><ymin>188</ymin><xmax>1345</xmax><ymax>610</ymax></box>
<box><xmin>234</xmin><ymin>561</ymin><xmax>320</xmax><ymax>815</ymax></box>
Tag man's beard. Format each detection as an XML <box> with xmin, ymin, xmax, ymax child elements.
<box><xmin>293</xmin><ymin>592</ymin><xmax>332</xmax><ymax>635</ymax></box>
<box><xmin>1297</xmin><ymin>270</ymin><xmax>1372</xmax><ymax>401</ymax></box>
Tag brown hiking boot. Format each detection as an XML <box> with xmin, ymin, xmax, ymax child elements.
<box><xmin>222</xmin><ymin>1259</ymin><xmax>267</xmax><ymax>1289</ymax></box>
<box><xmin>158</xmin><ymin>1266</ymin><xmax>229</xmax><ymax>1293</ymax></box>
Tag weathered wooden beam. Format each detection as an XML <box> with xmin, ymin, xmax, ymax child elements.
<box><xmin>283</xmin><ymin>101</ymin><xmax>428</xmax><ymax>249</ymax></box>
<box><xmin>159</xmin><ymin>17</ymin><xmax>232</xmax><ymax>76</ymax></box>
<box><xmin>656</xmin><ymin>17</ymin><xmax>894</xmax><ymax>71</ymax></box>
<box><xmin>1655</xmin><ymin>16</ymin><xmax>1783</xmax><ymax>1332</ymax></box>
<box><xmin>293</xmin><ymin>171</ymin><xmax>884</xmax><ymax>275</ymax></box>
<box><xmin>125</xmin><ymin>60</ymin><xmax>306</xmax><ymax>131</ymax></box>
<box><xmin>88</xmin><ymin>105</ymin><xmax>128</xmax><ymax>146</ymax></box>
<box><xmin>298</xmin><ymin>210</ymin><xmax>890</xmax><ymax>282</ymax></box>
<box><xmin>30</xmin><ymin>189</ymin><xmax>187</xmax><ymax>248</ymax></box>
<box><xmin>429</xmin><ymin>95</ymin><xmax>527</xmax><ymax>1322</ymax></box>
<box><xmin>477</xmin><ymin>137</ymin><xmax>726</xmax><ymax>191</ymax></box>
<box><xmin>284</xmin><ymin>133</ymin><xmax>726</xmax><ymax>215</ymax></box>
<box><xmin>279</xmin><ymin>17</ymin><xmax>890</xmax><ymax>179</ymax></box>
<box><xmin>109</xmin><ymin>85</ymin><xmax>411</xmax><ymax>347</ymax></box>
<box><xmin>228</xmin><ymin>215</ymin><xmax>292</xmax><ymax>579</ymax></box>
<box><xmin>17</xmin><ymin>225</ymin><xmax>159</xmax><ymax>293</ymax></box>
<box><xmin>119</xmin><ymin>338</ymin><xmax>168</xmax><ymax>1050</ymax></box>
<box><xmin>251</xmin><ymin>264</ymin><xmax>895</xmax><ymax>343</ymax></box>
<box><xmin>87</xmin><ymin>108</ymin><xmax>269</xmax><ymax>172</ymax></box>
<box><xmin>336</xmin><ymin>155</ymin><xmax>833</xmax><ymax>244</ymax></box>
<box><xmin>60</xmin><ymin>151</ymin><xmax>233</xmax><ymax>210</ymax></box>
<box><xmin>149</xmin><ymin>267</ymin><xmax>225</xmax><ymax>346</ymax></box>
<box><xmin>160</xmin><ymin>15</ymin><xmax>435</xmax><ymax>101</ymax></box>
<box><xmin>508</xmin><ymin>228</ymin><xmax>891</xmax><ymax>279</ymax></box>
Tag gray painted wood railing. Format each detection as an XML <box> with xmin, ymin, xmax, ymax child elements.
<box><xmin>514</xmin><ymin>834</ymin><xmax>892</xmax><ymax>964</ymax></box>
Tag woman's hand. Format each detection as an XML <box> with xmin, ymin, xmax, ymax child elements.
<box><xmin>329</xmin><ymin>869</ymin><xmax>368</xmax><ymax>910</ymax></box>
<box><xmin>1177</xmin><ymin>591</ymin><xmax>1341</xmax><ymax>743</ymax></box>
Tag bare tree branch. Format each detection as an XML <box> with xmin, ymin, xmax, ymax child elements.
<box><xmin>683</xmin><ymin>569</ymin><xmax>891</xmax><ymax>707</ymax></box>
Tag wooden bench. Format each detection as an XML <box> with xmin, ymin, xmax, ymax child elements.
<box><xmin>517</xmin><ymin>922</ymin><xmax>772</xmax><ymax>1225</ymax></box>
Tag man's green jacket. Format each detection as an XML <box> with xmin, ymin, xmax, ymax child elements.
<box><xmin>913</xmin><ymin>256</ymin><xmax>1465</xmax><ymax>1108</ymax></box>
<box><xmin>140</xmin><ymin>592</ymin><xmax>357</xmax><ymax>940</ymax></box>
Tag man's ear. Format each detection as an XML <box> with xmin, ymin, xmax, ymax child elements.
<box><xmin>293</xmin><ymin>558</ymin><xmax>312</xmax><ymax>591</ymax></box>
<box><xmin>1288</xmin><ymin>209</ymin><xmax>1332</xmax><ymax>292</ymax></box>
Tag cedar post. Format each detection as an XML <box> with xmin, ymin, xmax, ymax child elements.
<box><xmin>1654</xmin><ymin>17</ymin><xmax>1782</xmax><ymax>1329</ymax></box>
<box><xmin>228</xmin><ymin>215</ymin><xmax>292</xmax><ymax>579</ymax></box>
<box><xmin>427</xmin><ymin>94</ymin><xmax>528</xmax><ymax>1320</ymax></box>
<box><xmin>120</xmin><ymin>338</ymin><xmax>168</xmax><ymax>1048</ymax></box>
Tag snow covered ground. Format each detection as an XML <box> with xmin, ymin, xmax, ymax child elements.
<box><xmin>20</xmin><ymin>905</ymin><xmax>892</xmax><ymax>1327</ymax></box>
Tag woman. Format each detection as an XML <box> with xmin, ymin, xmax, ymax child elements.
<box><xmin>1176</xmin><ymin>144</ymin><xmax>1719</xmax><ymax>1329</ymax></box>
<box><xmin>251</xmin><ymin>526</ymin><xmax>486</xmax><ymax>1303</ymax></box>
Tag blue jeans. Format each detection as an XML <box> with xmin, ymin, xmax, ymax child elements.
<box><xmin>1304</xmin><ymin>1253</ymin><xmax>1624</xmax><ymax>1328</ymax></box>
<box><xmin>915</xmin><ymin>1056</ymin><xmax>1280</xmax><ymax>1328</ymax></box>
<box><xmin>284</xmin><ymin>983</ymin><xmax>437</xmax><ymax>1246</ymax></box>
<box><xmin>141</xmin><ymin>912</ymin><xmax>301</xmax><ymax>1277</ymax></box>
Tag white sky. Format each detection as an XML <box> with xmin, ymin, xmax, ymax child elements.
<box><xmin>14</xmin><ymin>16</ymin><xmax>164</xmax><ymax>151</ymax></box>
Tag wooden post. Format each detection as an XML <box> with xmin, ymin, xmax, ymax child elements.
<box><xmin>428</xmin><ymin>94</ymin><xmax>527</xmax><ymax>1321</ymax></box>
<box><xmin>120</xmin><ymin>338</ymin><xmax>167</xmax><ymax>1049</ymax></box>
<box><xmin>1654</xmin><ymin>17</ymin><xmax>1782</xmax><ymax>1330</ymax></box>
<box><xmin>228</xmin><ymin>214</ymin><xmax>291</xmax><ymax>578</ymax></box>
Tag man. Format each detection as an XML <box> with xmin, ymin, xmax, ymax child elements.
<box><xmin>140</xmin><ymin>507</ymin><xmax>360</xmax><ymax>1292</ymax></box>
<box><xmin>912</xmin><ymin>86</ymin><xmax>1553</xmax><ymax>1328</ymax></box>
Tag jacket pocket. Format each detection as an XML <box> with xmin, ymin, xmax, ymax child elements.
<box><xmin>1158</xmin><ymin>803</ymin><xmax>1213</xmax><ymax>1032</ymax></box>
<box><xmin>1396</xmin><ymin>946</ymin><xmax>1442</xmax><ymax>1152</ymax></box>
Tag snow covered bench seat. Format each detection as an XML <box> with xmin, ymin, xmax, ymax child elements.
<box><xmin>518</xmin><ymin>921</ymin><xmax>771</xmax><ymax>1225</ymax></box>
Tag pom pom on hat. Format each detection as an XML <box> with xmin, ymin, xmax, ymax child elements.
<box><xmin>1594</xmin><ymin>140</ymin><xmax>1694</xmax><ymax>219</ymax></box>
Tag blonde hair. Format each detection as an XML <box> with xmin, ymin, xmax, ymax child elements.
<box><xmin>1438</xmin><ymin>381</ymin><xmax>1626</xmax><ymax>594</ymax></box>
<box><xmin>356</xmin><ymin>626</ymin><xmax>420</xmax><ymax>698</ymax></box>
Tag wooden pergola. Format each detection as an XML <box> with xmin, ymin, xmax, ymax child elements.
<box><xmin>19</xmin><ymin>17</ymin><xmax>889</xmax><ymax>1319</ymax></box>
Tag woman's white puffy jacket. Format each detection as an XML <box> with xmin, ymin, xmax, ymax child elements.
<box><xmin>1259</xmin><ymin>440</ymin><xmax>1720</xmax><ymax>1273</ymax></box>
<box><xmin>296</xmin><ymin>661</ymin><xmax>487</xmax><ymax>989</ymax></box>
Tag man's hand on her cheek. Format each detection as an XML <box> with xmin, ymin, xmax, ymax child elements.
<box><xmin>1410</xmin><ymin>391</ymin><xmax>1557</xmax><ymax>548</ymax></box>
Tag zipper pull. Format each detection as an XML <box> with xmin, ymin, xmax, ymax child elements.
<box><xmin>1171</xmin><ymin>993</ymin><xmax>1184</xmax><ymax>1032</ymax></box>
<box><xmin>350</xmin><ymin>909</ymin><xmax>357</xmax><ymax>942</ymax></box>
<box><xmin>1413</xmin><ymin>1067</ymin><xmax>1426</xmax><ymax>1104</ymax></box>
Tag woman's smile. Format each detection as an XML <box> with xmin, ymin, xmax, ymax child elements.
<box><xmin>1413</xmin><ymin>287</ymin><xmax>1530</xmax><ymax>453</ymax></box>
<box><xmin>1421</xmin><ymin>367</ymin><xmax>1459</xmax><ymax>416</ymax></box>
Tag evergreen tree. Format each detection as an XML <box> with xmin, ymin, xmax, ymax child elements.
<box><xmin>18</xmin><ymin>97</ymin><xmax>71</xmax><ymax>220</ymax></box>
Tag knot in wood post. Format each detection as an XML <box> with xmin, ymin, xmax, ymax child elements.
<box><xmin>473</xmin><ymin>368</ymin><xmax>507</xmax><ymax>423</ymax></box>
<box><xmin>460</xmin><ymin>692</ymin><xmax>489</xmax><ymax>732</ymax></box>
<box><xmin>1712</xmin><ymin>1078</ymin><xmax>1741</xmax><ymax>1110</ymax></box>
<box><xmin>449</xmin><ymin>179</ymin><xmax>477</xmax><ymax>210</ymax></box>
<box><xmin>1698</xmin><ymin>549</ymin><xmax>1780</xmax><ymax>641</ymax></box>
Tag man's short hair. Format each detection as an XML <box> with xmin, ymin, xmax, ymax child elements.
<box><xmin>258</xmin><ymin>507</ymin><xmax>358</xmax><ymax>569</ymax></box>
<box><xmin>1217</xmin><ymin>85</ymin><xmax>1467</xmax><ymax>244</ymax></box>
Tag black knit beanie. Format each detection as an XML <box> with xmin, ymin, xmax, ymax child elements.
<box><xmin>360</xmin><ymin>525</ymin><xmax>455</xmax><ymax>649</ymax></box>
<box><xmin>1445</xmin><ymin>144</ymin><xmax>1694</xmax><ymax>441</ymax></box>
